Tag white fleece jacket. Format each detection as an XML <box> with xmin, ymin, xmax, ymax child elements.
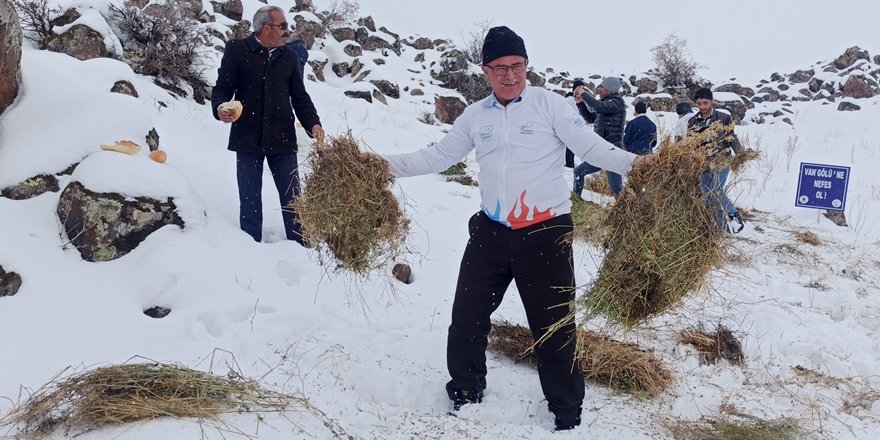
<box><xmin>383</xmin><ymin>86</ymin><xmax>636</xmax><ymax>229</ymax></box>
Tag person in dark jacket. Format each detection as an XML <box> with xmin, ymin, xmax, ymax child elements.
<box><xmin>212</xmin><ymin>5</ymin><xmax>324</xmax><ymax>245</ymax></box>
<box><xmin>623</xmin><ymin>101</ymin><xmax>657</xmax><ymax>155</ymax></box>
<box><xmin>687</xmin><ymin>87</ymin><xmax>744</xmax><ymax>233</ymax></box>
<box><xmin>572</xmin><ymin>77</ymin><xmax>626</xmax><ymax>197</ymax></box>
<box><xmin>563</xmin><ymin>80</ymin><xmax>593</xmax><ymax>168</ymax></box>
<box><xmin>285</xmin><ymin>39</ymin><xmax>309</xmax><ymax>77</ymax></box>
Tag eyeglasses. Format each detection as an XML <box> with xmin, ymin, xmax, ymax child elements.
<box><xmin>485</xmin><ymin>62</ymin><xmax>527</xmax><ymax>76</ymax></box>
<box><xmin>266</xmin><ymin>22</ymin><xmax>289</xmax><ymax>30</ymax></box>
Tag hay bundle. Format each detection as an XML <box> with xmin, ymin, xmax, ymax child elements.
<box><xmin>293</xmin><ymin>133</ymin><xmax>409</xmax><ymax>274</ymax></box>
<box><xmin>489</xmin><ymin>321</ymin><xmax>673</xmax><ymax>397</ymax></box>
<box><xmin>0</xmin><ymin>363</ymin><xmax>291</xmax><ymax>438</ymax></box>
<box><xmin>574</xmin><ymin>127</ymin><xmax>736</xmax><ymax>328</ymax></box>
<box><xmin>678</xmin><ymin>325</ymin><xmax>745</xmax><ymax>366</ymax></box>
<box><xmin>663</xmin><ymin>415</ymin><xmax>803</xmax><ymax>440</ymax></box>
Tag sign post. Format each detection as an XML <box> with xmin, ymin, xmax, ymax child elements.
<box><xmin>795</xmin><ymin>163</ymin><xmax>850</xmax><ymax>211</ymax></box>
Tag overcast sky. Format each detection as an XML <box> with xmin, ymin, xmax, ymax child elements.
<box><xmin>353</xmin><ymin>0</ymin><xmax>878</xmax><ymax>86</ymax></box>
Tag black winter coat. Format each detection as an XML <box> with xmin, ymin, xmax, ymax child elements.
<box><xmin>211</xmin><ymin>34</ymin><xmax>321</xmax><ymax>155</ymax></box>
<box><xmin>578</xmin><ymin>93</ymin><xmax>626</xmax><ymax>147</ymax></box>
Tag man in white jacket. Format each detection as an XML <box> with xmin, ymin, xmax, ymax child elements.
<box><xmin>382</xmin><ymin>26</ymin><xmax>647</xmax><ymax>431</ymax></box>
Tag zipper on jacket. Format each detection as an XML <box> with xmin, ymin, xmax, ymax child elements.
<box><xmin>498</xmin><ymin>104</ymin><xmax>510</xmax><ymax>224</ymax></box>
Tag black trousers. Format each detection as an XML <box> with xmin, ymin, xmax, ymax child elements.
<box><xmin>236</xmin><ymin>152</ymin><xmax>303</xmax><ymax>244</ymax></box>
<box><xmin>446</xmin><ymin>212</ymin><xmax>584</xmax><ymax>415</ymax></box>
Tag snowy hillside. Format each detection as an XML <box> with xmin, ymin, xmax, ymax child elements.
<box><xmin>1</xmin><ymin>0</ymin><xmax>879</xmax><ymax>439</ymax></box>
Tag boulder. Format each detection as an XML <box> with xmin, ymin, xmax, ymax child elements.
<box><xmin>227</xmin><ymin>20</ymin><xmax>251</xmax><ymax>41</ymax></box>
<box><xmin>777</xmin><ymin>83</ymin><xmax>790</xmax><ymax>91</ymax></box>
<box><xmin>434</xmin><ymin>96</ymin><xmax>467</xmax><ymax>124</ymax></box>
<box><xmin>640</xmin><ymin>95</ymin><xmax>677</xmax><ymax>112</ymax></box>
<box><xmin>808</xmin><ymin>78</ymin><xmax>824</xmax><ymax>93</ymax></box>
<box><xmin>392</xmin><ymin>263</ymin><xmax>412</xmax><ymax>284</ymax></box>
<box><xmin>787</xmin><ymin>69</ymin><xmax>814</xmax><ymax>83</ymax></box>
<box><xmin>290</xmin><ymin>15</ymin><xmax>324</xmax><ymax>49</ymax></box>
<box><xmin>331</xmin><ymin>62</ymin><xmax>350</xmax><ymax>77</ymax></box>
<box><xmin>362</xmin><ymin>34</ymin><xmax>401</xmax><ymax>56</ymax></box>
<box><xmin>526</xmin><ymin>70</ymin><xmax>545</xmax><ymax>87</ymax></box>
<box><xmin>372</xmin><ymin>89</ymin><xmax>387</xmax><ymax>105</ymax></box>
<box><xmin>409</xmin><ymin>88</ymin><xmax>424</xmax><ymax>96</ymax></box>
<box><xmin>0</xmin><ymin>0</ymin><xmax>22</xmax><ymax>115</ymax></box>
<box><xmin>308</xmin><ymin>59</ymin><xmax>327</xmax><ymax>81</ymax></box>
<box><xmin>111</xmin><ymin>80</ymin><xmax>138</xmax><ymax>98</ymax></box>
<box><xmin>837</xmin><ymin>101</ymin><xmax>861</xmax><ymax>111</ymax></box>
<box><xmin>714</xmin><ymin>83</ymin><xmax>754</xmax><ymax>97</ymax></box>
<box><xmin>833</xmin><ymin>46</ymin><xmax>870</xmax><ymax>70</ymax></box>
<box><xmin>841</xmin><ymin>75</ymin><xmax>879</xmax><ymax>99</ymax></box>
<box><xmin>146</xmin><ymin>128</ymin><xmax>159</xmax><ymax>151</ymax></box>
<box><xmin>0</xmin><ymin>265</ymin><xmax>21</xmax><ymax>297</ymax></box>
<box><xmin>46</xmin><ymin>24</ymin><xmax>108</xmax><ymax>61</ymax></box>
<box><xmin>343</xmin><ymin>43</ymin><xmax>362</xmax><ymax>57</ymax></box>
<box><xmin>369</xmin><ymin>79</ymin><xmax>399</xmax><ymax>99</ymax></box>
<box><xmin>210</xmin><ymin>0</ymin><xmax>242</xmax><ymax>21</ymax></box>
<box><xmin>634</xmin><ymin>77</ymin><xmax>658</xmax><ymax>94</ymax></box>
<box><xmin>144</xmin><ymin>306</ymin><xmax>171</xmax><ymax>318</ymax></box>
<box><xmin>1</xmin><ymin>174</ymin><xmax>60</xmax><ymax>200</ymax></box>
<box><xmin>331</xmin><ymin>27</ymin><xmax>356</xmax><ymax>42</ymax></box>
<box><xmin>356</xmin><ymin>16</ymin><xmax>376</xmax><ymax>32</ymax></box>
<box><xmin>344</xmin><ymin>90</ymin><xmax>372</xmax><ymax>102</ymax></box>
<box><xmin>50</xmin><ymin>8</ymin><xmax>82</xmax><ymax>27</ymax></box>
<box><xmin>823</xmin><ymin>211</ymin><xmax>848</xmax><ymax>227</ymax></box>
<box><xmin>714</xmin><ymin>97</ymin><xmax>751</xmax><ymax>123</ymax></box>
<box><xmin>409</xmin><ymin>37</ymin><xmax>434</xmax><ymax>50</ymax></box>
<box><xmin>57</xmin><ymin>181</ymin><xmax>184</xmax><ymax>262</ymax></box>
<box><xmin>293</xmin><ymin>0</ymin><xmax>313</xmax><ymax>12</ymax></box>
<box><xmin>431</xmin><ymin>50</ymin><xmax>490</xmax><ymax>104</ymax></box>
<box><xmin>413</xmin><ymin>52</ymin><xmax>425</xmax><ymax>62</ymax></box>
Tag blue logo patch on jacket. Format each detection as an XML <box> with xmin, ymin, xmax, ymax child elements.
<box><xmin>479</xmin><ymin>125</ymin><xmax>494</xmax><ymax>142</ymax></box>
<box><xmin>520</xmin><ymin>121</ymin><xmax>535</xmax><ymax>135</ymax></box>
<box><xmin>572</xmin><ymin>115</ymin><xmax>586</xmax><ymax>127</ymax></box>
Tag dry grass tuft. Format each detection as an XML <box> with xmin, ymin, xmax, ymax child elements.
<box><xmin>663</xmin><ymin>415</ymin><xmax>804</xmax><ymax>440</ymax></box>
<box><xmin>793</xmin><ymin>230</ymin><xmax>821</xmax><ymax>246</ymax></box>
<box><xmin>0</xmin><ymin>363</ymin><xmax>303</xmax><ymax>439</ymax></box>
<box><xmin>583</xmin><ymin>172</ymin><xmax>615</xmax><ymax>197</ymax></box>
<box><xmin>293</xmin><ymin>133</ymin><xmax>410</xmax><ymax>275</ymax></box>
<box><xmin>728</xmin><ymin>148</ymin><xmax>761</xmax><ymax>174</ymax></box>
<box><xmin>564</xmin><ymin>126</ymin><xmax>735</xmax><ymax>328</ymax></box>
<box><xmin>679</xmin><ymin>325</ymin><xmax>745</xmax><ymax>366</ymax></box>
<box><xmin>570</xmin><ymin>195</ymin><xmax>610</xmax><ymax>246</ymax></box>
<box><xmin>489</xmin><ymin>321</ymin><xmax>673</xmax><ymax>398</ymax></box>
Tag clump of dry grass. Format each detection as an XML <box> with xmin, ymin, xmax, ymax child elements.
<box><xmin>663</xmin><ymin>415</ymin><xmax>804</xmax><ymax>440</ymax></box>
<box><xmin>570</xmin><ymin>195</ymin><xmax>609</xmax><ymax>246</ymax></box>
<box><xmin>0</xmin><ymin>363</ymin><xmax>301</xmax><ymax>439</ymax></box>
<box><xmin>583</xmin><ymin>172</ymin><xmax>615</xmax><ymax>197</ymax></box>
<box><xmin>293</xmin><ymin>133</ymin><xmax>410</xmax><ymax>275</ymax></box>
<box><xmin>728</xmin><ymin>148</ymin><xmax>761</xmax><ymax>174</ymax></box>
<box><xmin>793</xmin><ymin>230</ymin><xmax>821</xmax><ymax>246</ymax></box>
<box><xmin>678</xmin><ymin>324</ymin><xmax>745</xmax><ymax>366</ymax></box>
<box><xmin>568</xmin><ymin>126</ymin><xmax>733</xmax><ymax>328</ymax></box>
<box><xmin>489</xmin><ymin>321</ymin><xmax>673</xmax><ymax>397</ymax></box>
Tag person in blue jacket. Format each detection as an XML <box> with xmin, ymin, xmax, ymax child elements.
<box><xmin>623</xmin><ymin>101</ymin><xmax>657</xmax><ymax>155</ymax></box>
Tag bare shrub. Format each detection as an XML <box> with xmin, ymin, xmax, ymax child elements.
<box><xmin>10</xmin><ymin>0</ymin><xmax>59</xmax><ymax>48</ymax></box>
<box><xmin>320</xmin><ymin>0</ymin><xmax>360</xmax><ymax>29</ymax></box>
<box><xmin>107</xmin><ymin>0</ymin><xmax>212</xmax><ymax>100</ymax></box>
<box><xmin>460</xmin><ymin>19</ymin><xmax>492</xmax><ymax>65</ymax></box>
<box><xmin>650</xmin><ymin>33</ymin><xmax>701</xmax><ymax>89</ymax></box>
<box><xmin>783</xmin><ymin>135</ymin><xmax>800</xmax><ymax>171</ymax></box>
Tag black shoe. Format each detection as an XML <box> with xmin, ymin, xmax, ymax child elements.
<box><xmin>727</xmin><ymin>211</ymin><xmax>744</xmax><ymax>234</ymax></box>
<box><xmin>554</xmin><ymin>408</ymin><xmax>582</xmax><ymax>431</ymax></box>
<box><xmin>447</xmin><ymin>387</ymin><xmax>483</xmax><ymax>411</ymax></box>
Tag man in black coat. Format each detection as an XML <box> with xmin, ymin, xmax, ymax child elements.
<box><xmin>572</xmin><ymin>77</ymin><xmax>626</xmax><ymax>197</ymax></box>
<box><xmin>212</xmin><ymin>5</ymin><xmax>324</xmax><ymax>245</ymax></box>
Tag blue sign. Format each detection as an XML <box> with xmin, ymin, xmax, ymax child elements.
<box><xmin>795</xmin><ymin>163</ymin><xmax>850</xmax><ymax>211</ymax></box>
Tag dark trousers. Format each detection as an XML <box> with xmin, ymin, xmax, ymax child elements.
<box><xmin>446</xmin><ymin>212</ymin><xmax>584</xmax><ymax>416</ymax></box>
<box><xmin>236</xmin><ymin>152</ymin><xmax>303</xmax><ymax>244</ymax></box>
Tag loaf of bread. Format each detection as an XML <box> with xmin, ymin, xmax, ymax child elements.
<box><xmin>149</xmin><ymin>150</ymin><xmax>167</xmax><ymax>163</ymax></box>
<box><xmin>99</xmin><ymin>140</ymin><xmax>141</xmax><ymax>155</ymax></box>
<box><xmin>219</xmin><ymin>100</ymin><xmax>243</xmax><ymax>121</ymax></box>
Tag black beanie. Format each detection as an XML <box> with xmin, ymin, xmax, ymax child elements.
<box><xmin>694</xmin><ymin>87</ymin><xmax>713</xmax><ymax>101</ymax></box>
<box><xmin>481</xmin><ymin>26</ymin><xmax>528</xmax><ymax>65</ymax></box>
<box><xmin>675</xmin><ymin>102</ymin><xmax>692</xmax><ymax>115</ymax></box>
<box><xmin>634</xmin><ymin>101</ymin><xmax>647</xmax><ymax>114</ymax></box>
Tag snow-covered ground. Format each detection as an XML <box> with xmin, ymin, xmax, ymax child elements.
<box><xmin>1</xmin><ymin>1</ymin><xmax>879</xmax><ymax>439</ymax></box>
